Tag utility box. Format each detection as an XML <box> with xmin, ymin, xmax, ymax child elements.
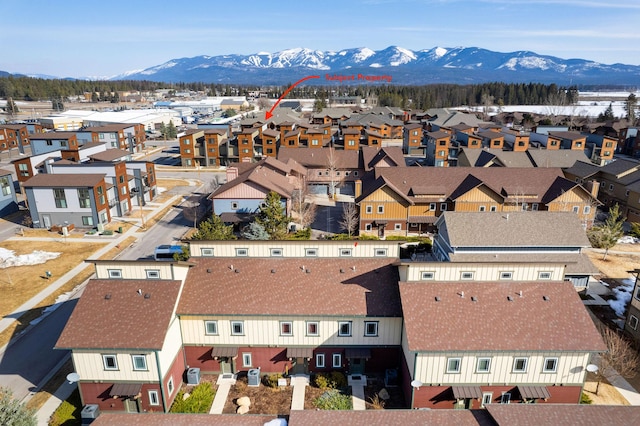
<box><xmin>187</xmin><ymin>367</ymin><xmax>201</xmax><ymax>385</ymax></box>
<box><xmin>248</xmin><ymin>368</ymin><xmax>260</xmax><ymax>387</ymax></box>
<box><xmin>81</xmin><ymin>404</ymin><xmax>100</xmax><ymax>424</ymax></box>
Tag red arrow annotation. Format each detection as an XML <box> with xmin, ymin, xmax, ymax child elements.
<box><xmin>265</xmin><ymin>75</ymin><xmax>320</xmax><ymax>120</ymax></box>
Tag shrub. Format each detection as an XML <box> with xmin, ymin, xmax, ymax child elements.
<box><xmin>289</xmin><ymin>227</ymin><xmax>311</xmax><ymax>240</ymax></box>
<box><xmin>314</xmin><ymin>371</ymin><xmax>347</xmax><ymax>389</ymax></box>
<box><xmin>368</xmin><ymin>393</ymin><xmax>385</xmax><ymax>410</ymax></box>
<box><xmin>357</xmin><ymin>234</ymin><xmax>379</xmax><ymax>240</ymax></box>
<box><xmin>314</xmin><ymin>389</ymin><xmax>352</xmax><ymax>410</ymax></box>
<box><xmin>49</xmin><ymin>388</ymin><xmax>81</xmax><ymax>426</ymax></box>
<box><xmin>580</xmin><ymin>392</ymin><xmax>593</xmax><ymax>404</ymax></box>
<box><xmin>169</xmin><ymin>383</ymin><xmax>216</xmax><ymax>413</ymax></box>
<box><xmin>102</xmin><ymin>230</ymin><xmax>113</xmax><ymax>236</ymax></box>
<box><xmin>329</xmin><ymin>233</ymin><xmax>351</xmax><ymax>240</ymax></box>
<box><xmin>262</xmin><ymin>373</ymin><xmax>282</xmax><ymax>388</ymax></box>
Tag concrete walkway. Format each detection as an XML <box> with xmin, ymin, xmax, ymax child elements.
<box><xmin>348</xmin><ymin>374</ymin><xmax>367</xmax><ymax>410</ymax></box>
<box><xmin>290</xmin><ymin>375</ymin><xmax>309</xmax><ymax>410</ymax></box>
<box><xmin>209</xmin><ymin>383</ymin><xmax>231</xmax><ymax>414</ymax></box>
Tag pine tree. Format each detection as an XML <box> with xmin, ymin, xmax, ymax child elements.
<box><xmin>255</xmin><ymin>191</ymin><xmax>290</xmax><ymax>240</ymax></box>
<box><xmin>189</xmin><ymin>214</ymin><xmax>236</xmax><ymax>240</ymax></box>
<box><xmin>0</xmin><ymin>387</ymin><xmax>36</xmax><ymax>426</ymax></box>
<box><xmin>587</xmin><ymin>204</ymin><xmax>624</xmax><ymax>260</ymax></box>
<box><xmin>624</xmin><ymin>93</ymin><xmax>637</xmax><ymax>124</ymax></box>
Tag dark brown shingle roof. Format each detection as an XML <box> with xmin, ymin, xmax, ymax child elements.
<box><xmin>399</xmin><ymin>281</ymin><xmax>606</xmax><ymax>352</ymax></box>
<box><xmin>56</xmin><ymin>279</ymin><xmax>182</xmax><ymax>350</ymax></box>
<box><xmin>23</xmin><ymin>173</ymin><xmax>106</xmax><ymax>188</ymax></box>
<box><xmin>178</xmin><ymin>258</ymin><xmax>401</xmax><ymax>317</ymax></box>
<box><xmin>486</xmin><ymin>404</ymin><xmax>640</xmax><ymax>426</ymax></box>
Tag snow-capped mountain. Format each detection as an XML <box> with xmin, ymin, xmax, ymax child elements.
<box><xmin>105</xmin><ymin>45</ymin><xmax>640</xmax><ymax>85</ymax></box>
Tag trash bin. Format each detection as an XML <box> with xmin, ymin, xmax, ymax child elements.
<box><xmin>248</xmin><ymin>368</ymin><xmax>260</xmax><ymax>387</ymax></box>
<box><xmin>118</xmin><ymin>226</ymin><xmax>123</xmax><ymax>233</ymax></box>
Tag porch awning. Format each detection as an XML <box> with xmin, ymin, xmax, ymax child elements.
<box><xmin>219</xmin><ymin>212</ymin><xmax>256</xmax><ymax>224</ymax></box>
<box><xmin>408</xmin><ymin>216</ymin><xmax>438</xmax><ymax>224</ymax></box>
<box><xmin>373</xmin><ymin>220</ymin><xmax>388</xmax><ymax>227</ymax></box>
<box><xmin>211</xmin><ymin>346</ymin><xmax>239</xmax><ymax>358</ymax></box>
<box><xmin>452</xmin><ymin>386</ymin><xmax>482</xmax><ymax>399</ymax></box>
<box><xmin>345</xmin><ymin>348</ymin><xmax>372</xmax><ymax>359</ymax></box>
<box><xmin>109</xmin><ymin>382</ymin><xmax>142</xmax><ymax>397</ymax></box>
<box><xmin>286</xmin><ymin>347</ymin><xmax>314</xmax><ymax>359</ymax></box>
<box><xmin>518</xmin><ymin>385</ymin><xmax>551</xmax><ymax>400</ymax></box>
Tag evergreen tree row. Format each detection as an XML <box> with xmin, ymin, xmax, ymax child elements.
<box><xmin>0</xmin><ymin>75</ymin><xmax>578</xmax><ymax>110</ymax></box>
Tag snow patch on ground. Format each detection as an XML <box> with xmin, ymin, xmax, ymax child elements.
<box><xmin>156</xmin><ymin>186</ymin><xmax>167</xmax><ymax>194</ymax></box>
<box><xmin>608</xmin><ymin>277</ymin><xmax>635</xmax><ymax>317</ymax></box>
<box><xmin>618</xmin><ymin>236</ymin><xmax>640</xmax><ymax>244</ymax></box>
<box><xmin>0</xmin><ymin>247</ymin><xmax>60</xmax><ymax>268</ymax></box>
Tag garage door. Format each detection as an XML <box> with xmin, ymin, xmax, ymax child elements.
<box><xmin>309</xmin><ymin>184</ymin><xmax>329</xmax><ymax>195</ymax></box>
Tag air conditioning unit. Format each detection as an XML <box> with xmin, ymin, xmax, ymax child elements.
<box><xmin>81</xmin><ymin>404</ymin><xmax>100</xmax><ymax>423</ymax></box>
<box><xmin>187</xmin><ymin>367</ymin><xmax>200</xmax><ymax>385</ymax></box>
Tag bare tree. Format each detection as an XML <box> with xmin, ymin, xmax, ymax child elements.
<box><xmin>291</xmin><ymin>186</ymin><xmax>317</xmax><ymax>229</ymax></box>
<box><xmin>256</xmin><ymin>97</ymin><xmax>271</xmax><ymax>111</ymax></box>
<box><xmin>593</xmin><ymin>323</ymin><xmax>640</xmax><ymax>394</ymax></box>
<box><xmin>326</xmin><ymin>146</ymin><xmax>340</xmax><ymax>198</ymax></box>
<box><xmin>339</xmin><ymin>202</ymin><xmax>359</xmax><ymax>237</ymax></box>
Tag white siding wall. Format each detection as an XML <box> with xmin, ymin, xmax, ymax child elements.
<box><xmin>33</xmin><ymin>187</ymin><xmax>90</xmax><ymax>212</ymax></box>
<box><xmin>52</xmin><ymin>164</ymin><xmax>114</xmax><ymax>177</ymax></box>
<box><xmin>180</xmin><ymin>316</ymin><xmax>402</xmax><ymax>347</ymax></box>
<box><xmin>414</xmin><ymin>352</ymin><xmax>591</xmax><ymax>385</ymax></box>
<box><xmin>402</xmin><ymin>324</ymin><xmax>415</xmax><ymax>377</ymax></box>
<box><xmin>72</xmin><ymin>351</ymin><xmax>159</xmax><ymax>382</ymax></box>
<box><xmin>94</xmin><ymin>263</ymin><xmax>185</xmax><ymax>280</ymax></box>
<box><xmin>156</xmin><ymin>317</ymin><xmax>183</xmax><ymax>377</ymax></box>
<box><xmin>187</xmin><ymin>241</ymin><xmax>401</xmax><ymax>258</ymax></box>
<box><xmin>404</xmin><ymin>263</ymin><xmax>565</xmax><ymax>282</ymax></box>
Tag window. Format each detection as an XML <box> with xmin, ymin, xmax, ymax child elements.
<box><xmin>242</xmin><ymin>353</ymin><xmax>252</xmax><ymax>367</ymax></box>
<box><xmin>522</xmin><ymin>202</ymin><xmax>528</xmax><ymax>211</ymax></box>
<box><xmin>421</xmin><ymin>271</ymin><xmax>435</xmax><ymax>280</ymax></box>
<box><xmin>270</xmin><ymin>248</ymin><xmax>283</xmax><ymax>257</ymax></box>
<box><xmin>97</xmin><ymin>186</ymin><xmax>105</xmax><ymax>205</ymax></box>
<box><xmin>513</xmin><ymin>357</ymin><xmax>528</xmax><ymax>373</ymax></box>
<box><xmin>364</xmin><ymin>321</ymin><xmax>378</xmax><ymax>337</ymax></box>
<box><xmin>200</xmin><ymin>248</ymin><xmax>214</xmax><ymax>256</ymax></box>
<box><xmin>538</xmin><ymin>271</ymin><xmax>552</xmax><ymax>280</ymax></box>
<box><xmin>167</xmin><ymin>377</ymin><xmax>174</xmax><ymax>395</ymax></box>
<box><xmin>377</xmin><ymin>205</ymin><xmax>384</xmax><ymax>214</ymax></box>
<box><xmin>316</xmin><ymin>353</ymin><xmax>325</xmax><ymax>368</ymax></box>
<box><xmin>108</xmin><ymin>269</ymin><xmax>122</xmax><ymax>279</ymax></box>
<box><xmin>148</xmin><ymin>390</ymin><xmax>159</xmax><ymax>405</ymax></box>
<box><xmin>429</xmin><ymin>203</ymin><xmax>436</xmax><ymax>211</ymax></box>
<box><xmin>499</xmin><ymin>271</ymin><xmax>513</xmax><ymax>280</ymax></box>
<box><xmin>461</xmin><ymin>271</ymin><xmax>474</xmax><ymax>280</ymax></box>
<box><xmin>609</xmin><ymin>184</ymin><xmax>614</xmax><ymax>191</ymax></box>
<box><xmin>121</xmin><ymin>186</ymin><xmax>127</xmax><ymax>195</ymax></box>
<box><xmin>339</xmin><ymin>248</ymin><xmax>352</xmax><ymax>257</ymax></box>
<box><xmin>82</xmin><ymin>216</ymin><xmax>94</xmax><ymax>226</ymax></box>
<box><xmin>584</xmin><ymin>206</ymin><xmax>591</xmax><ymax>214</ymax></box>
<box><xmin>146</xmin><ymin>269</ymin><xmax>160</xmax><ymax>279</ymax></box>
<box><xmin>280</xmin><ymin>321</ymin><xmax>293</xmax><ymax>336</ymax></box>
<box><xmin>532</xmin><ymin>203</ymin><xmax>539</xmax><ymax>211</ymax></box>
<box><xmin>543</xmin><ymin>357</ymin><xmax>558</xmax><ymax>373</ymax></box>
<box><xmin>102</xmin><ymin>354</ymin><xmax>118</xmax><ymax>370</ymax></box>
<box><xmin>231</xmin><ymin>202</ymin><xmax>239</xmax><ymax>210</ymax></box>
<box><xmin>501</xmin><ymin>392</ymin><xmax>511</xmax><ymax>404</ymax></box>
<box><xmin>479</xmin><ymin>205</ymin><xmax>486</xmax><ymax>212</ymax></box>
<box><xmin>0</xmin><ymin>177</ymin><xmax>11</xmax><ymax>196</ymax></box>
<box><xmin>235</xmin><ymin>248</ymin><xmax>248</xmax><ymax>257</ymax></box>
<box><xmin>490</xmin><ymin>206</ymin><xmax>497</xmax><ymax>212</ymax></box>
<box><xmin>332</xmin><ymin>353</ymin><xmax>342</xmax><ymax>368</ymax></box>
<box><xmin>348</xmin><ymin>140</ymin><xmax>355</xmax><ymax>146</ymax></box>
<box><xmin>306</xmin><ymin>321</ymin><xmax>319</xmax><ymax>336</ymax></box>
<box><xmin>476</xmin><ymin>357</ymin><xmax>491</xmax><ymax>373</ymax></box>
<box><xmin>630</xmin><ymin>315</ymin><xmax>639</xmax><ymax>330</ymax></box>
<box><xmin>392</xmin><ymin>223</ymin><xmax>400</xmax><ymax>231</ymax></box>
<box><xmin>446</xmin><ymin>357</ymin><xmax>461</xmax><ymax>373</ymax></box>
<box><xmin>18</xmin><ymin>163</ymin><xmax>29</xmax><ymax>177</ymax></box>
<box><xmin>338</xmin><ymin>321</ymin><xmax>352</xmax><ymax>336</ymax></box>
<box><xmin>231</xmin><ymin>321</ymin><xmax>244</xmax><ymax>336</ymax></box>
<box><xmin>54</xmin><ymin>188</ymin><xmax>67</xmax><ymax>208</ymax></box>
<box><xmin>482</xmin><ymin>392</ymin><xmax>493</xmax><ymax>407</ymax></box>
<box><xmin>354</xmin><ymin>171</ymin><xmax>359</xmax><ymax>177</ymax></box>
<box><xmin>305</xmin><ymin>248</ymin><xmax>318</xmax><ymax>257</ymax></box>
<box><xmin>365</xmin><ymin>205</ymin><xmax>372</xmax><ymax>214</ymax></box>
<box><xmin>311</xmin><ymin>139</ymin><xmax>319</xmax><ymax>146</ymax></box>
<box><xmin>572</xmin><ymin>206</ymin><xmax>579</xmax><ymax>214</ymax></box>
<box><xmin>365</xmin><ymin>224</ymin><xmax>372</xmax><ymax>231</ymax></box>
<box><xmin>440</xmin><ymin>203</ymin><xmax>447</xmax><ymax>211</ymax></box>
<box><xmin>374</xmin><ymin>249</ymin><xmax>387</xmax><ymax>257</ymax></box>
<box><xmin>132</xmin><ymin>355</ymin><xmax>147</xmax><ymax>371</ymax></box>
<box><xmin>205</xmin><ymin>320</ymin><xmax>218</xmax><ymax>335</ymax></box>
<box><xmin>183</xmin><ymin>139</ymin><xmax>191</xmax><ymax>145</ymax></box>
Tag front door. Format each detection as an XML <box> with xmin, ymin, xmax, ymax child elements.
<box><xmin>42</xmin><ymin>215</ymin><xmax>51</xmax><ymax>228</ymax></box>
<box><xmin>291</xmin><ymin>357</ymin><xmax>308</xmax><ymax>375</ymax></box>
<box><xmin>377</xmin><ymin>224</ymin><xmax>385</xmax><ymax>238</ymax></box>
<box><xmin>124</xmin><ymin>398</ymin><xmax>139</xmax><ymax>413</ymax></box>
<box><xmin>220</xmin><ymin>358</ymin><xmax>232</xmax><ymax>374</ymax></box>
<box><xmin>350</xmin><ymin>358</ymin><xmax>365</xmax><ymax>374</ymax></box>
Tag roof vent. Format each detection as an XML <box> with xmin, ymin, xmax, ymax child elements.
<box><xmin>352</xmin><ymin>266</ymin><xmax>357</xmax><ymax>271</ymax></box>
<box><xmin>207</xmin><ymin>268</ymin><xmax>212</xmax><ymax>273</ymax></box>
<box><xmin>543</xmin><ymin>295</ymin><xmax>550</xmax><ymax>301</ymax></box>
<box><xmin>144</xmin><ymin>293</ymin><xmax>151</xmax><ymax>299</ymax></box>
<box><xmin>229</xmin><ymin>264</ymin><xmax>234</xmax><ymax>270</ymax></box>
<box><xmin>340</xmin><ymin>268</ymin><xmax>345</xmax><ymax>273</ymax></box>
<box><xmin>306</xmin><ymin>269</ymin><xmax>311</xmax><ymax>274</ymax></box>
<box><xmin>518</xmin><ymin>290</ymin><xmax>523</xmax><ymax>298</ymax></box>
<box><xmin>435</xmin><ymin>296</ymin><xmax>440</xmax><ymax>302</ymax></box>
<box><xmin>137</xmin><ymin>289</ymin><xmax>142</xmax><ymax>296</ymax></box>
<box><xmin>271</xmin><ymin>269</ymin><xmax>276</xmax><ymax>274</ymax></box>
<box><xmin>507</xmin><ymin>295</ymin><xmax>513</xmax><ymax>301</ymax></box>
<box><xmin>234</xmin><ymin>269</ymin><xmax>240</xmax><ymax>273</ymax></box>
<box><xmin>460</xmin><ymin>291</ymin><xmax>464</xmax><ymax>298</ymax></box>
<box><xmin>104</xmin><ymin>293</ymin><xmax>111</xmax><ymax>300</ymax></box>
<box><xmin>471</xmin><ymin>296</ymin><xmax>478</xmax><ymax>302</ymax></box>
<box><xmin>301</xmin><ymin>265</ymin><xmax>305</xmax><ymax>271</ymax></box>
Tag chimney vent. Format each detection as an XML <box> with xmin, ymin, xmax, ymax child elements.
<box><xmin>518</xmin><ymin>290</ymin><xmax>523</xmax><ymax>298</ymax></box>
<box><xmin>471</xmin><ymin>296</ymin><xmax>478</xmax><ymax>302</ymax></box>
<box><xmin>234</xmin><ymin>269</ymin><xmax>240</xmax><ymax>273</ymax></box>
<box><xmin>543</xmin><ymin>295</ymin><xmax>550</xmax><ymax>301</ymax></box>
<box><xmin>435</xmin><ymin>296</ymin><xmax>440</xmax><ymax>302</ymax></box>
<box><xmin>507</xmin><ymin>295</ymin><xmax>513</xmax><ymax>301</ymax></box>
<box><xmin>271</xmin><ymin>269</ymin><xmax>276</xmax><ymax>274</ymax></box>
<box><xmin>105</xmin><ymin>293</ymin><xmax>111</xmax><ymax>300</ymax></box>
<box><xmin>207</xmin><ymin>268</ymin><xmax>212</xmax><ymax>273</ymax></box>
<box><xmin>144</xmin><ymin>293</ymin><xmax>151</xmax><ymax>299</ymax></box>
<box><xmin>137</xmin><ymin>289</ymin><xmax>142</xmax><ymax>296</ymax></box>
<box><xmin>460</xmin><ymin>291</ymin><xmax>464</xmax><ymax>298</ymax></box>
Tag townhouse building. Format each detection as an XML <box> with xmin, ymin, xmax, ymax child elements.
<box><xmin>179</xmin><ymin>128</ymin><xmax>229</xmax><ymax>167</ymax></box>
<box><xmin>356</xmin><ymin>167</ymin><xmax>598</xmax><ymax>237</ymax></box>
<box><xmin>23</xmin><ymin>173</ymin><xmax>111</xmax><ymax>229</ymax></box>
<box><xmin>29</xmin><ymin>131</ymin><xmax>79</xmax><ymax>155</ymax></box>
<box><xmin>0</xmin><ymin>173</ymin><xmax>19</xmax><ymax>216</ymax></box>
<box><xmin>78</xmin><ymin>123</ymin><xmax>146</xmax><ymax>153</ymax></box>
<box><xmin>0</xmin><ymin>124</ymin><xmax>32</xmax><ymax>153</ymax></box>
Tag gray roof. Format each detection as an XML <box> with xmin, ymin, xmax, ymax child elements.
<box><xmin>563</xmin><ymin>160</ymin><xmax>601</xmax><ymax>178</ymax></box>
<box><xmin>438</xmin><ymin>211</ymin><xmax>591</xmax><ymax>248</ymax></box>
<box><xmin>526</xmin><ymin>149</ymin><xmax>590</xmax><ymax>168</ymax></box>
<box><xmin>600</xmin><ymin>158</ymin><xmax>640</xmax><ymax>178</ymax></box>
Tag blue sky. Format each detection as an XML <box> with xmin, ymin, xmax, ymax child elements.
<box><xmin>5</xmin><ymin>0</ymin><xmax>640</xmax><ymax>78</ymax></box>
